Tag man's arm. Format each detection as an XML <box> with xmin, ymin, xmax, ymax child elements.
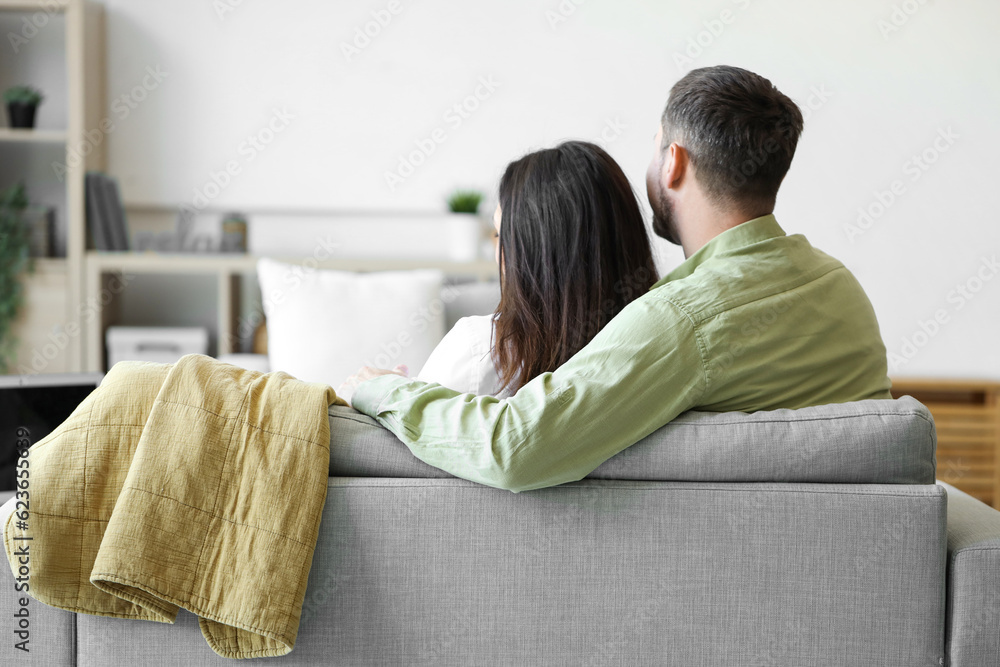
<box><xmin>350</xmin><ymin>295</ymin><xmax>708</xmax><ymax>493</ymax></box>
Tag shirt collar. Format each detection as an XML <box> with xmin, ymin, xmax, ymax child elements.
<box><xmin>653</xmin><ymin>214</ymin><xmax>786</xmax><ymax>287</ymax></box>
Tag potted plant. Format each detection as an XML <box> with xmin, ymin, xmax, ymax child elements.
<box><xmin>3</xmin><ymin>86</ymin><xmax>44</xmax><ymax>129</ymax></box>
<box><xmin>447</xmin><ymin>190</ymin><xmax>483</xmax><ymax>216</ymax></box>
<box><xmin>446</xmin><ymin>189</ymin><xmax>485</xmax><ymax>262</ymax></box>
<box><xmin>0</xmin><ymin>183</ymin><xmax>34</xmax><ymax>372</ymax></box>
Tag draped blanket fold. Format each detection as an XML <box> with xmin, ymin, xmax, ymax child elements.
<box><xmin>3</xmin><ymin>355</ymin><xmax>343</xmax><ymax>659</ymax></box>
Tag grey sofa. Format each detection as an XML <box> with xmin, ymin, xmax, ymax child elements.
<box><xmin>2</xmin><ymin>395</ymin><xmax>999</xmax><ymax>666</ymax></box>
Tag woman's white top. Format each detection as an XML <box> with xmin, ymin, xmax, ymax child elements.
<box><xmin>417</xmin><ymin>315</ymin><xmax>513</xmax><ymax>399</ymax></box>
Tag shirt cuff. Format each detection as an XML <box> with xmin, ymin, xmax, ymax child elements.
<box><xmin>350</xmin><ymin>373</ymin><xmax>412</xmax><ymax>417</ymax></box>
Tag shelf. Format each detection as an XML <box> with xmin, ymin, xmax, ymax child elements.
<box><xmin>891</xmin><ymin>377</ymin><xmax>1000</xmax><ymax>393</ymax></box>
<box><xmin>0</xmin><ymin>1</ymin><xmax>67</xmax><ymax>11</ymax></box>
<box><xmin>84</xmin><ymin>251</ymin><xmax>497</xmax><ymax>372</ymax></box>
<box><xmin>86</xmin><ymin>252</ymin><xmax>498</xmax><ymax>278</ymax></box>
<box><xmin>0</xmin><ymin>128</ymin><xmax>67</xmax><ymax>143</ymax></box>
<box><xmin>28</xmin><ymin>257</ymin><xmax>68</xmax><ymax>275</ymax></box>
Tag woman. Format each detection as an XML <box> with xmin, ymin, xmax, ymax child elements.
<box><xmin>418</xmin><ymin>140</ymin><xmax>658</xmax><ymax>397</ymax></box>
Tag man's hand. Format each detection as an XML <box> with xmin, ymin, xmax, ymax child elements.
<box><xmin>337</xmin><ymin>364</ymin><xmax>408</xmax><ymax>407</ymax></box>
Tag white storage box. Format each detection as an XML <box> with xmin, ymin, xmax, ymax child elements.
<box><xmin>106</xmin><ymin>327</ymin><xmax>209</xmax><ymax>368</ymax></box>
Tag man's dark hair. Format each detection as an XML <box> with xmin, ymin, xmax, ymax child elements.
<box><xmin>662</xmin><ymin>65</ymin><xmax>804</xmax><ymax>215</ymax></box>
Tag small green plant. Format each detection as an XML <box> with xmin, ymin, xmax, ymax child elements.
<box><xmin>447</xmin><ymin>190</ymin><xmax>483</xmax><ymax>215</ymax></box>
<box><xmin>3</xmin><ymin>86</ymin><xmax>44</xmax><ymax>106</ymax></box>
<box><xmin>0</xmin><ymin>182</ymin><xmax>34</xmax><ymax>373</ymax></box>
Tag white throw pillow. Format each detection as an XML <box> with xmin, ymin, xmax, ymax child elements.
<box><xmin>257</xmin><ymin>259</ymin><xmax>446</xmax><ymax>387</ymax></box>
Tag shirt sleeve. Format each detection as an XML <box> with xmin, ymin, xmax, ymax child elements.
<box><xmin>351</xmin><ymin>294</ymin><xmax>708</xmax><ymax>493</ymax></box>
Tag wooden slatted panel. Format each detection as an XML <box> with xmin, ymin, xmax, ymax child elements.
<box><xmin>891</xmin><ymin>379</ymin><xmax>1000</xmax><ymax>508</ymax></box>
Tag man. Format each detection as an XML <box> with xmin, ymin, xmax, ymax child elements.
<box><xmin>340</xmin><ymin>65</ymin><xmax>892</xmax><ymax>493</ymax></box>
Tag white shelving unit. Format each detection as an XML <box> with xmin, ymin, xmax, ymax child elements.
<box><xmin>3</xmin><ymin>2</ymin><xmax>494</xmax><ymax>374</ymax></box>
<box><xmin>0</xmin><ymin>128</ymin><xmax>68</xmax><ymax>142</ymax></box>
<box><xmin>2</xmin><ymin>0</ymin><xmax>104</xmax><ymax>374</ymax></box>
<box><xmin>84</xmin><ymin>252</ymin><xmax>496</xmax><ymax>372</ymax></box>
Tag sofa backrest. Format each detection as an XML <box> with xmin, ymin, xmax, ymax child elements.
<box><xmin>329</xmin><ymin>395</ymin><xmax>936</xmax><ymax>485</ymax></box>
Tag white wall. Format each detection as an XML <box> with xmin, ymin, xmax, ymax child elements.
<box><xmin>97</xmin><ymin>0</ymin><xmax>999</xmax><ymax>377</ymax></box>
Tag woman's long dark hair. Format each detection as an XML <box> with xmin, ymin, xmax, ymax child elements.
<box><xmin>493</xmin><ymin>140</ymin><xmax>658</xmax><ymax>393</ymax></box>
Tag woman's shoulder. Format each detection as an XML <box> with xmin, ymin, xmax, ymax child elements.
<box><xmin>453</xmin><ymin>313</ymin><xmax>497</xmax><ymax>328</ymax></box>
<box><xmin>452</xmin><ymin>314</ymin><xmax>496</xmax><ymax>342</ymax></box>
<box><xmin>454</xmin><ymin>316</ymin><xmax>506</xmax><ymax>397</ymax></box>
<box><xmin>448</xmin><ymin>316</ymin><xmax>496</xmax><ymax>364</ymax></box>
<box><xmin>417</xmin><ymin>314</ymin><xmax>500</xmax><ymax>395</ymax></box>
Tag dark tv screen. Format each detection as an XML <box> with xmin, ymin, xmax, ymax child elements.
<box><xmin>0</xmin><ymin>375</ymin><xmax>102</xmax><ymax>491</ymax></box>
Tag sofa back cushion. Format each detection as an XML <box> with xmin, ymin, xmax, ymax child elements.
<box><xmin>329</xmin><ymin>396</ymin><xmax>936</xmax><ymax>485</ymax></box>
<box><xmin>443</xmin><ymin>281</ymin><xmax>500</xmax><ymax>330</ymax></box>
<box><xmin>258</xmin><ymin>260</ymin><xmax>447</xmax><ymax>387</ymax></box>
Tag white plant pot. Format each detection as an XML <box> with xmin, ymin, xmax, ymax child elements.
<box><xmin>446</xmin><ymin>214</ymin><xmax>482</xmax><ymax>262</ymax></box>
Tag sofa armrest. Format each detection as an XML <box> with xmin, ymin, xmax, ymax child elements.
<box><xmin>940</xmin><ymin>482</ymin><xmax>1000</xmax><ymax>667</ymax></box>
<box><xmin>0</xmin><ymin>493</ymin><xmax>76</xmax><ymax>666</ymax></box>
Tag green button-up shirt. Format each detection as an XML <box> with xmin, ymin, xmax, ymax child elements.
<box><xmin>352</xmin><ymin>215</ymin><xmax>892</xmax><ymax>493</ymax></box>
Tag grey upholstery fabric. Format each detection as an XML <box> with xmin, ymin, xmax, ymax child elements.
<box><xmin>329</xmin><ymin>396</ymin><xmax>937</xmax><ymax>484</ymax></box>
<box><xmin>7</xmin><ymin>400</ymin><xmax>993</xmax><ymax>666</ymax></box>
<box><xmin>0</xmin><ymin>490</ymin><xmax>76</xmax><ymax>667</ymax></box>
<box><xmin>77</xmin><ymin>610</ymin><xmax>219</xmax><ymax>667</ymax></box>
<box><xmin>941</xmin><ymin>481</ymin><xmax>1000</xmax><ymax>667</ymax></box>
<box><xmin>328</xmin><ymin>407</ymin><xmax>447</xmax><ymax>479</ymax></box>
<box><xmin>310</xmin><ymin>478</ymin><xmax>946</xmax><ymax>667</ymax></box>
<box><xmin>67</xmin><ymin>479</ymin><xmax>947</xmax><ymax>666</ymax></box>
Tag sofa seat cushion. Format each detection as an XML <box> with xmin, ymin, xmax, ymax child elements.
<box><xmin>329</xmin><ymin>396</ymin><xmax>935</xmax><ymax>485</ymax></box>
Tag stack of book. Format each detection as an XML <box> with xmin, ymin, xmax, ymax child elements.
<box><xmin>85</xmin><ymin>172</ymin><xmax>130</xmax><ymax>251</ymax></box>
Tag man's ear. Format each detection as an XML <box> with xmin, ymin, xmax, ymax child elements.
<box><xmin>664</xmin><ymin>142</ymin><xmax>688</xmax><ymax>191</ymax></box>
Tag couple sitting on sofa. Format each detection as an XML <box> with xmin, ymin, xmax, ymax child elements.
<box><xmin>338</xmin><ymin>64</ymin><xmax>893</xmax><ymax>493</ymax></box>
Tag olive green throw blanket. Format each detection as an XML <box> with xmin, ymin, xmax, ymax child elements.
<box><xmin>4</xmin><ymin>355</ymin><xmax>344</xmax><ymax>658</ymax></box>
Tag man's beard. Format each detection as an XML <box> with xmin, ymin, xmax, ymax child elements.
<box><xmin>651</xmin><ymin>187</ymin><xmax>681</xmax><ymax>246</ymax></box>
